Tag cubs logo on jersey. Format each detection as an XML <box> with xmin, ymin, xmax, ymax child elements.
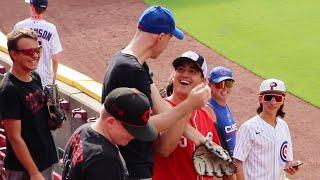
<box><xmin>280</xmin><ymin>141</ymin><xmax>289</xmax><ymax>162</ymax></box>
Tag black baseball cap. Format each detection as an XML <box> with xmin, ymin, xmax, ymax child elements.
<box><xmin>104</xmin><ymin>87</ymin><xmax>157</xmax><ymax>142</ymax></box>
<box><xmin>25</xmin><ymin>0</ymin><xmax>48</xmax><ymax>9</ymax></box>
<box><xmin>172</xmin><ymin>51</ymin><xmax>208</xmax><ymax>78</ymax></box>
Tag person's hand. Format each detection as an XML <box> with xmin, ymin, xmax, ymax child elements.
<box><xmin>284</xmin><ymin>160</ymin><xmax>302</xmax><ymax>175</ymax></box>
<box><xmin>29</xmin><ymin>172</ymin><xmax>45</xmax><ymax>180</ymax></box>
<box><xmin>186</xmin><ymin>83</ymin><xmax>211</xmax><ymax>110</ymax></box>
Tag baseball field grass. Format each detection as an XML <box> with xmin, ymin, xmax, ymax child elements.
<box><xmin>145</xmin><ymin>0</ymin><xmax>320</xmax><ymax>108</ymax></box>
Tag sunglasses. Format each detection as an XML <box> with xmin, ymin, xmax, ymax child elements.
<box><xmin>213</xmin><ymin>80</ymin><xmax>235</xmax><ymax>89</ymax></box>
<box><xmin>16</xmin><ymin>47</ymin><xmax>41</xmax><ymax>57</ymax></box>
<box><xmin>261</xmin><ymin>94</ymin><xmax>284</xmax><ymax>102</ymax></box>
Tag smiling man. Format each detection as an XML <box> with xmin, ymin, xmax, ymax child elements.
<box><xmin>152</xmin><ymin>51</ymin><xmax>221</xmax><ymax>180</ymax></box>
<box><xmin>0</xmin><ymin>29</ymin><xmax>58</xmax><ymax>180</ymax></box>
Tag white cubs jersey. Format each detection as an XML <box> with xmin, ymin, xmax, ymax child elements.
<box><xmin>233</xmin><ymin>115</ymin><xmax>293</xmax><ymax>180</ymax></box>
<box><xmin>14</xmin><ymin>18</ymin><xmax>62</xmax><ymax>86</ymax></box>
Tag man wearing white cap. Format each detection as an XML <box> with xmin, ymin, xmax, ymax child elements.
<box><xmin>233</xmin><ymin>79</ymin><xmax>301</xmax><ymax>180</ymax></box>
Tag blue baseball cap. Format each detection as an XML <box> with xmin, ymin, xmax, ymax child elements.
<box><xmin>138</xmin><ymin>6</ymin><xmax>184</xmax><ymax>40</ymax></box>
<box><xmin>25</xmin><ymin>0</ymin><xmax>48</xmax><ymax>9</ymax></box>
<box><xmin>208</xmin><ymin>66</ymin><xmax>234</xmax><ymax>83</ymax></box>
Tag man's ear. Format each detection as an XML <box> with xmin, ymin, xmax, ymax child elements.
<box><xmin>9</xmin><ymin>50</ymin><xmax>16</xmax><ymax>62</ymax></box>
<box><xmin>157</xmin><ymin>33</ymin><xmax>166</xmax><ymax>42</ymax></box>
<box><xmin>104</xmin><ymin>116</ymin><xmax>116</xmax><ymax>128</ymax></box>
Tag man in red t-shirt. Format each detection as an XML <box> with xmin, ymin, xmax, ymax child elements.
<box><xmin>153</xmin><ymin>51</ymin><xmax>221</xmax><ymax>180</ymax></box>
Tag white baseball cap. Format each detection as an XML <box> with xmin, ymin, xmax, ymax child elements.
<box><xmin>259</xmin><ymin>78</ymin><xmax>286</xmax><ymax>94</ymax></box>
<box><xmin>172</xmin><ymin>51</ymin><xmax>208</xmax><ymax>78</ymax></box>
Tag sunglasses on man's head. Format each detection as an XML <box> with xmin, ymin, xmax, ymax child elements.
<box><xmin>16</xmin><ymin>46</ymin><xmax>41</xmax><ymax>57</ymax></box>
<box><xmin>214</xmin><ymin>80</ymin><xmax>234</xmax><ymax>89</ymax></box>
<box><xmin>261</xmin><ymin>94</ymin><xmax>284</xmax><ymax>102</ymax></box>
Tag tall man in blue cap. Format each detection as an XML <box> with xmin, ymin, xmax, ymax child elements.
<box><xmin>102</xmin><ymin>6</ymin><xmax>211</xmax><ymax>180</ymax></box>
<box><xmin>208</xmin><ymin>66</ymin><xmax>238</xmax><ymax>157</ymax></box>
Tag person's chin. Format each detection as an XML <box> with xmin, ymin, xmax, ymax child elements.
<box><xmin>120</xmin><ymin>140</ymin><xmax>131</xmax><ymax>146</ymax></box>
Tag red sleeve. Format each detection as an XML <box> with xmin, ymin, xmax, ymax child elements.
<box><xmin>203</xmin><ymin>108</ymin><xmax>221</xmax><ymax>146</ymax></box>
<box><xmin>211</xmin><ymin>123</ymin><xmax>221</xmax><ymax>145</ymax></box>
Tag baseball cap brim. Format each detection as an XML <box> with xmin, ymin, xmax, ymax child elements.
<box><xmin>123</xmin><ymin>123</ymin><xmax>158</xmax><ymax>142</ymax></box>
<box><xmin>260</xmin><ymin>90</ymin><xmax>286</xmax><ymax>95</ymax></box>
<box><xmin>172</xmin><ymin>57</ymin><xmax>202</xmax><ymax>71</ymax></box>
<box><xmin>210</xmin><ymin>76</ymin><xmax>234</xmax><ymax>83</ymax></box>
<box><xmin>172</xmin><ymin>27</ymin><xmax>184</xmax><ymax>40</ymax></box>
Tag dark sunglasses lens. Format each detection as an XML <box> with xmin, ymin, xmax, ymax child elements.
<box><xmin>274</xmin><ymin>95</ymin><xmax>283</xmax><ymax>102</ymax></box>
<box><xmin>264</xmin><ymin>95</ymin><xmax>283</xmax><ymax>102</ymax></box>
<box><xmin>263</xmin><ymin>95</ymin><xmax>273</xmax><ymax>101</ymax></box>
<box><xmin>18</xmin><ymin>47</ymin><xmax>41</xmax><ymax>56</ymax></box>
<box><xmin>225</xmin><ymin>80</ymin><xmax>234</xmax><ymax>88</ymax></box>
<box><xmin>215</xmin><ymin>82</ymin><xmax>224</xmax><ymax>89</ymax></box>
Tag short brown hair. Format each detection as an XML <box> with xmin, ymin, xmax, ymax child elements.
<box><xmin>34</xmin><ymin>6</ymin><xmax>46</xmax><ymax>14</ymax></box>
<box><xmin>7</xmin><ymin>29</ymin><xmax>38</xmax><ymax>52</ymax></box>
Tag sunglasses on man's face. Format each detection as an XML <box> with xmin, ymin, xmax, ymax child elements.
<box><xmin>16</xmin><ymin>47</ymin><xmax>41</xmax><ymax>57</ymax></box>
<box><xmin>214</xmin><ymin>80</ymin><xmax>235</xmax><ymax>89</ymax></box>
<box><xmin>262</xmin><ymin>94</ymin><xmax>284</xmax><ymax>103</ymax></box>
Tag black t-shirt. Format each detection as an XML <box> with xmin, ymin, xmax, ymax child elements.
<box><xmin>101</xmin><ymin>52</ymin><xmax>154</xmax><ymax>178</ymax></box>
<box><xmin>62</xmin><ymin>123</ymin><xmax>128</xmax><ymax>180</ymax></box>
<box><xmin>0</xmin><ymin>72</ymin><xmax>57</xmax><ymax>171</ymax></box>
<box><xmin>102</xmin><ymin>52</ymin><xmax>153</xmax><ymax>106</ymax></box>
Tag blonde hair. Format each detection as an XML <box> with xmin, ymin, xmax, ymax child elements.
<box><xmin>7</xmin><ymin>29</ymin><xmax>38</xmax><ymax>52</ymax></box>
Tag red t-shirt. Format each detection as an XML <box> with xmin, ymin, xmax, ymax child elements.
<box><xmin>153</xmin><ymin>99</ymin><xmax>220</xmax><ymax>180</ymax></box>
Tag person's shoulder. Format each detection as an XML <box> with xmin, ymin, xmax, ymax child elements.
<box><xmin>240</xmin><ymin>115</ymin><xmax>260</xmax><ymax>128</ymax></box>
<box><xmin>14</xmin><ymin>18</ymin><xmax>29</xmax><ymax>28</ymax></box>
<box><xmin>0</xmin><ymin>74</ymin><xmax>17</xmax><ymax>91</ymax></box>
<box><xmin>40</xmin><ymin>20</ymin><xmax>56</xmax><ymax>27</ymax></box>
<box><xmin>84</xmin><ymin>141</ymin><xmax>119</xmax><ymax>164</ymax></box>
<box><xmin>200</xmin><ymin>106</ymin><xmax>215</xmax><ymax>120</ymax></box>
<box><xmin>277</xmin><ymin>117</ymin><xmax>290</xmax><ymax>128</ymax></box>
<box><xmin>113</xmin><ymin>52</ymin><xmax>143</xmax><ymax>70</ymax></box>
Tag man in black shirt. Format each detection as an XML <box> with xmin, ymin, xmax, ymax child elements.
<box><xmin>0</xmin><ymin>29</ymin><xmax>58</xmax><ymax>180</ymax></box>
<box><xmin>62</xmin><ymin>87</ymin><xmax>157</xmax><ymax>180</ymax></box>
<box><xmin>102</xmin><ymin>6</ymin><xmax>211</xmax><ymax>179</ymax></box>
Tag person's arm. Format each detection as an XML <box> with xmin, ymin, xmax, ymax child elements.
<box><xmin>284</xmin><ymin>161</ymin><xmax>300</xmax><ymax>175</ymax></box>
<box><xmin>284</xmin><ymin>127</ymin><xmax>299</xmax><ymax>176</ymax></box>
<box><xmin>51</xmin><ymin>53</ymin><xmax>61</xmax><ymax>84</ymax></box>
<box><xmin>149</xmin><ymin>83</ymin><xmax>210</xmax><ymax>132</ymax></box>
<box><xmin>50</xmin><ymin>26</ymin><xmax>63</xmax><ymax>84</ymax></box>
<box><xmin>3</xmin><ymin>120</ymin><xmax>44</xmax><ymax>180</ymax></box>
<box><xmin>151</xmin><ymin>83</ymin><xmax>211</xmax><ymax>156</ymax></box>
<box><xmin>235</xmin><ymin>159</ymin><xmax>245</xmax><ymax>180</ymax></box>
<box><xmin>154</xmin><ymin>112</ymin><xmax>191</xmax><ymax>156</ymax></box>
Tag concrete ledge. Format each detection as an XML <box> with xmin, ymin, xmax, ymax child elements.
<box><xmin>0</xmin><ymin>31</ymin><xmax>8</xmax><ymax>54</ymax></box>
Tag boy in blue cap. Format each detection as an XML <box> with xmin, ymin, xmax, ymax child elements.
<box><xmin>208</xmin><ymin>66</ymin><xmax>238</xmax><ymax>157</ymax></box>
<box><xmin>102</xmin><ymin>6</ymin><xmax>211</xmax><ymax>180</ymax></box>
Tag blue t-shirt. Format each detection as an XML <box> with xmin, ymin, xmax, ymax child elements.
<box><xmin>208</xmin><ymin>99</ymin><xmax>237</xmax><ymax>156</ymax></box>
